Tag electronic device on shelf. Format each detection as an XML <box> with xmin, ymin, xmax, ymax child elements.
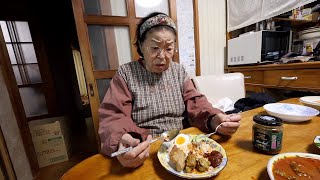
<box><xmin>228</xmin><ymin>30</ymin><xmax>290</xmax><ymax>65</ymax></box>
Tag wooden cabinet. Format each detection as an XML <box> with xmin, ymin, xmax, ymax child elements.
<box><xmin>242</xmin><ymin>71</ymin><xmax>264</xmax><ymax>84</ymax></box>
<box><xmin>264</xmin><ymin>69</ymin><xmax>320</xmax><ymax>88</ymax></box>
<box><xmin>225</xmin><ymin>62</ymin><xmax>320</xmax><ymax>92</ymax></box>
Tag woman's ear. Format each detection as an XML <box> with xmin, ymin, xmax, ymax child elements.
<box><xmin>139</xmin><ymin>41</ymin><xmax>145</xmax><ymax>54</ymax></box>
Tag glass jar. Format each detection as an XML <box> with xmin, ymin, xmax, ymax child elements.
<box><xmin>252</xmin><ymin>114</ymin><xmax>283</xmax><ymax>154</ymax></box>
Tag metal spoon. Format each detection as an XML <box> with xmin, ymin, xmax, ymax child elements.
<box><xmin>110</xmin><ymin>129</ymin><xmax>180</xmax><ymax>157</ymax></box>
<box><xmin>205</xmin><ymin>112</ymin><xmax>241</xmax><ymax>138</ymax></box>
<box><xmin>204</xmin><ymin>122</ymin><xmax>225</xmax><ymax>138</ymax></box>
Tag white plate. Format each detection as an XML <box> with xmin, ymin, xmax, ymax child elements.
<box><xmin>157</xmin><ymin>134</ymin><xmax>227</xmax><ymax>179</ymax></box>
<box><xmin>263</xmin><ymin>103</ymin><xmax>319</xmax><ymax>122</ymax></box>
<box><xmin>300</xmin><ymin>96</ymin><xmax>320</xmax><ymax>110</ymax></box>
<box><xmin>267</xmin><ymin>152</ymin><xmax>320</xmax><ymax>180</ymax></box>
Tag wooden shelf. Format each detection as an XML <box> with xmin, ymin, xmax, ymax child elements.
<box><xmin>225</xmin><ymin>61</ymin><xmax>320</xmax><ymax>71</ymax></box>
<box><xmin>272</xmin><ymin>17</ymin><xmax>318</xmax><ymax>27</ymax></box>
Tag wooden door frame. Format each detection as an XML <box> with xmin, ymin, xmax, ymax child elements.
<box><xmin>193</xmin><ymin>0</ymin><xmax>201</xmax><ymax>76</ymax></box>
<box><xmin>72</xmin><ymin>0</ymin><xmax>101</xmax><ymax>147</ymax></box>
<box><xmin>71</xmin><ymin>0</ymin><xmax>178</xmax><ymax>148</ymax></box>
<box><xmin>0</xmin><ymin>24</ymin><xmax>39</xmax><ymax>176</ymax></box>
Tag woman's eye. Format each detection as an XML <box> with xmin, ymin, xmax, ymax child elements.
<box><xmin>166</xmin><ymin>48</ymin><xmax>173</xmax><ymax>52</ymax></box>
<box><xmin>152</xmin><ymin>47</ymin><xmax>159</xmax><ymax>51</ymax></box>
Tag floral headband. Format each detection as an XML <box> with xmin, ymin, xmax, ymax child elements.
<box><xmin>139</xmin><ymin>14</ymin><xmax>176</xmax><ymax>36</ymax></box>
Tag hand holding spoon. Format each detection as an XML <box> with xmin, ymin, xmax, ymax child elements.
<box><xmin>111</xmin><ymin>129</ymin><xmax>180</xmax><ymax>157</ymax></box>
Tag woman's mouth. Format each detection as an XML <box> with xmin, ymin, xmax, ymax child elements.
<box><xmin>155</xmin><ymin>64</ymin><xmax>165</xmax><ymax>67</ymax></box>
<box><xmin>154</xmin><ymin>64</ymin><xmax>167</xmax><ymax>72</ymax></box>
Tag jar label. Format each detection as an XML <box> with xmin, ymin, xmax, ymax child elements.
<box><xmin>253</xmin><ymin>126</ymin><xmax>283</xmax><ymax>152</ymax></box>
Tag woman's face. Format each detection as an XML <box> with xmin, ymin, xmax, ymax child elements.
<box><xmin>140</xmin><ymin>28</ymin><xmax>175</xmax><ymax>73</ymax></box>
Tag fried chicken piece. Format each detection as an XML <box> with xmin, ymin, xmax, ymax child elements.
<box><xmin>196</xmin><ymin>158</ymin><xmax>210</xmax><ymax>172</ymax></box>
<box><xmin>169</xmin><ymin>145</ymin><xmax>186</xmax><ymax>172</ymax></box>
<box><xmin>185</xmin><ymin>154</ymin><xmax>197</xmax><ymax>173</ymax></box>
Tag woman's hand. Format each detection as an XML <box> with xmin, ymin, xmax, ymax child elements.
<box><xmin>116</xmin><ymin>133</ymin><xmax>152</xmax><ymax>168</ymax></box>
<box><xmin>210</xmin><ymin>113</ymin><xmax>241</xmax><ymax>135</ymax></box>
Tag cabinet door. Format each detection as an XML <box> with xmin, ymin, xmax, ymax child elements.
<box><xmin>264</xmin><ymin>69</ymin><xmax>320</xmax><ymax>89</ymax></box>
<box><xmin>71</xmin><ymin>0</ymin><xmax>178</xmax><ymax>148</ymax></box>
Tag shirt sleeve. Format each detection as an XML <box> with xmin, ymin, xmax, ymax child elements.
<box><xmin>183</xmin><ymin>78</ymin><xmax>224</xmax><ymax>132</ymax></box>
<box><xmin>98</xmin><ymin>74</ymin><xmax>150</xmax><ymax>156</ymax></box>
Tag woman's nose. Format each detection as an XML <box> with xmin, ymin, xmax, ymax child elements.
<box><xmin>157</xmin><ymin>49</ymin><xmax>165</xmax><ymax>59</ymax></box>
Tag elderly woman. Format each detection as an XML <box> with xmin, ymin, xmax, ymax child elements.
<box><xmin>99</xmin><ymin>12</ymin><xmax>241</xmax><ymax>168</ymax></box>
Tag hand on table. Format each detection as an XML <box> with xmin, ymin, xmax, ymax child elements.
<box><xmin>211</xmin><ymin>113</ymin><xmax>241</xmax><ymax>135</ymax></box>
<box><xmin>117</xmin><ymin>133</ymin><xmax>152</xmax><ymax>168</ymax></box>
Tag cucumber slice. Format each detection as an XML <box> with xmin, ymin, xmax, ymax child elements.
<box><xmin>192</xmin><ymin>134</ymin><xmax>209</xmax><ymax>143</ymax></box>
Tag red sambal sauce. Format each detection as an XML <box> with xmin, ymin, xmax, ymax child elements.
<box><xmin>273</xmin><ymin>156</ymin><xmax>320</xmax><ymax>180</ymax></box>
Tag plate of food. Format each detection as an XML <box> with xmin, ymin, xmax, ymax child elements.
<box><xmin>267</xmin><ymin>152</ymin><xmax>320</xmax><ymax>180</ymax></box>
<box><xmin>263</xmin><ymin>103</ymin><xmax>319</xmax><ymax>122</ymax></box>
<box><xmin>300</xmin><ymin>96</ymin><xmax>320</xmax><ymax>110</ymax></box>
<box><xmin>157</xmin><ymin>133</ymin><xmax>227</xmax><ymax>179</ymax></box>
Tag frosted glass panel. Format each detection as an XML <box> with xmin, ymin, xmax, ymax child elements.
<box><xmin>12</xmin><ymin>66</ymin><xmax>22</xmax><ymax>85</ymax></box>
<box><xmin>88</xmin><ymin>25</ymin><xmax>131</xmax><ymax>70</ymax></box>
<box><xmin>83</xmin><ymin>0</ymin><xmax>127</xmax><ymax>16</ymax></box>
<box><xmin>6</xmin><ymin>44</ymin><xmax>37</xmax><ymax>64</ymax></box>
<box><xmin>6</xmin><ymin>44</ymin><xmax>17</xmax><ymax>64</ymax></box>
<box><xmin>15</xmin><ymin>21</ymin><xmax>32</xmax><ymax>42</ymax></box>
<box><xmin>0</xmin><ymin>21</ymin><xmax>32</xmax><ymax>42</ymax></box>
<box><xmin>26</xmin><ymin>64</ymin><xmax>42</xmax><ymax>84</ymax></box>
<box><xmin>19</xmin><ymin>87</ymin><xmax>48</xmax><ymax>117</ymax></box>
<box><xmin>135</xmin><ymin>0</ymin><xmax>169</xmax><ymax>18</ymax></box>
<box><xmin>97</xmin><ymin>79</ymin><xmax>111</xmax><ymax>103</ymax></box>
<box><xmin>20</xmin><ymin>43</ymin><xmax>37</xmax><ymax>63</ymax></box>
<box><xmin>0</xmin><ymin>21</ymin><xmax>10</xmax><ymax>42</ymax></box>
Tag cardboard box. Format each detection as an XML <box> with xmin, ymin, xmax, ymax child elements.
<box><xmin>32</xmin><ymin>135</ymin><xmax>71</xmax><ymax>167</ymax></box>
<box><xmin>29</xmin><ymin>117</ymin><xmax>71</xmax><ymax>168</ymax></box>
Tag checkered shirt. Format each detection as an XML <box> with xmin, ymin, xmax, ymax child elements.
<box><xmin>117</xmin><ymin>61</ymin><xmax>188</xmax><ymax>135</ymax></box>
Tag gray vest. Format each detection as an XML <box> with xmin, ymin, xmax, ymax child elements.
<box><xmin>118</xmin><ymin>61</ymin><xmax>187</xmax><ymax>135</ymax></box>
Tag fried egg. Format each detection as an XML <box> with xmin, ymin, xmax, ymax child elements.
<box><xmin>174</xmin><ymin>134</ymin><xmax>191</xmax><ymax>155</ymax></box>
<box><xmin>174</xmin><ymin>134</ymin><xmax>190</xmax><ymax>146</ymax></box>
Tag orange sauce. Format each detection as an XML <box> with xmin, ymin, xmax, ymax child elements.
<box><xmin>273</xmin><ymin>156</ymin><xmax>320</xmax><ymax>180</ymax></box>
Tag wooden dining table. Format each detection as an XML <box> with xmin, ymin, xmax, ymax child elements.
<box><xmin>61</xmin><ymin>98</ymin><xmax>320</xmax><ymax>180</ymax></box>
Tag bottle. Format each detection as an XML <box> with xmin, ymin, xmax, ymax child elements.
<box><xmin>252</xmin><ymin>115</ymin><xmax>283</xmax><ymax>154</ymax></box>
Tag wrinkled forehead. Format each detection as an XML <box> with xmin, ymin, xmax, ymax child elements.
<box><xmin>150</xmin><ymin>38</ymin><xmax>174</xmax><ymax>45</ymax></box>
<box><xmin>145</xmin><ymin>28</ymin><xmax>176</xmax><ymax>44</ymax></box>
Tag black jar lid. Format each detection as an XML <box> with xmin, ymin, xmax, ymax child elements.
<box><xmin>253</xmin><ymin>115</ymin><xmax>283</xmax><ymax>126</ymax></box>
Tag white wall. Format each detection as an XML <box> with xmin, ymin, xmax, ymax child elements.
<box><xmin>198</xmin><ymin>0</ymin><xmax>226</xmax><ymax>75</ymax></box>
<box><xmin>0</xmin><ymin>67</ymin><xmax>33</xmax><ymax>180</ymax></box>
